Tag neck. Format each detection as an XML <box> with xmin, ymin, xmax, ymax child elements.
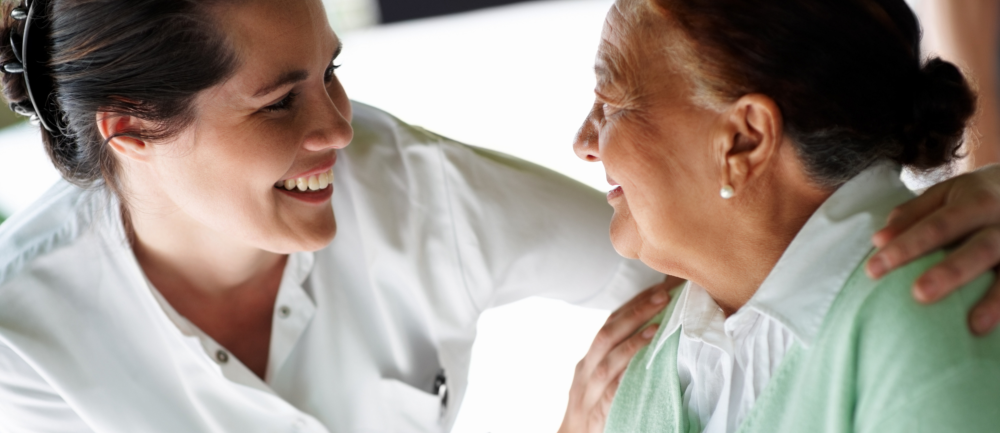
<box><xmin>687</xmin><ymin>164</ymin><xmax>830</xmax><ymax>316</ymax></box>
<box><xmin>126</xmin><ymin>200</ymin><xmax>286</xmax><ymax>299</ymax></box>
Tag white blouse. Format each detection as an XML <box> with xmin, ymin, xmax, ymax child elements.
<box><xmin>0</xmin><ymin>102</ymin><xmax>662</xmax><ymax>433</ymax></box>
<box><xmin>648</xmin><ymin>164</ymin><xmax>914</xmax><ymax>432</ymax></box>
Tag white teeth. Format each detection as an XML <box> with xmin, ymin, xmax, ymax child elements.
<box><xmin>278</xmin><ymin>168</ymin><xmax>335</xmax><ymax>192</ymax></box>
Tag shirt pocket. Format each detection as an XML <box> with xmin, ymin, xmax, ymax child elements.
<box><xmin>378</xmin><ymin>378</ymin><xmax>445</xmax><ymax>433</ymax></box>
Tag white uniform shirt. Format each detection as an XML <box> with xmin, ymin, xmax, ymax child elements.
<box><xmin>0</xmin><ymin>103</ymin><xmax>662</xmax><ymax>433</ymax></box>
<box><xmin>648</xmin><ymin>164</ymin><xmax>913</xmax><ymax>432</ymax></box>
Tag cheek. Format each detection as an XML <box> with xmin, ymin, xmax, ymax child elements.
<box><xmin>600</xmin><ymin>116</ymin><xmax>693</xmax><ymax>262</ymax></box>
<box><xmin>154</xmin><ymin>121</ymin><xmax>301</xmax><ymax>240</ymax></box>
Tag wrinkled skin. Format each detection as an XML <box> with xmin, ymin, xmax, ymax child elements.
<box><xmin>557</xmin><ymin>1</ymin><xmax>1000</xmax><ymax>432</ymax></box>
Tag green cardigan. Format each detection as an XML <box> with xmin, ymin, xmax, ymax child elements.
<box><xmin>606</xmin><ymin>251</ymin><xmax>1000</xmax><ymax>433</ymax></box>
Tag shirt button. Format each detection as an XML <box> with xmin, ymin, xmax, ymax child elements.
<box><xmin>293</xmin><ymin>418</ymin><xmax>307</xmax><ymax>429</ymax></box>
<box><xmin>278</xmin><ymin>305</ymin><xmax>292</xmax><ymax>318</ymax></box>
<box><xmin>215</xmin><ymin>350</ymin><xmax>229</xmax><ymax>364</ymax></box>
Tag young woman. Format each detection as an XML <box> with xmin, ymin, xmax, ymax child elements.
<box><xmin>564</xmin><ymin>0</ymin><xmax>1000</xmax><ymax>432</ymax></box>
<box><xmin>0</xmin><ymin>0</ymin><xmax>998</xmax><ymax>432</ymax></box>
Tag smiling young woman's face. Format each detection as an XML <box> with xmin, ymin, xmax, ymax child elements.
<box><xmin>139</xmin><ymin>0</ymin><xmax>353</xmax><ymax>254</ymax></box>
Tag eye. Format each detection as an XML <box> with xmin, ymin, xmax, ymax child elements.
<box><xmin>324</xmin><ymin>61</ymin><xmax>341</xmax><ymax>83</ymax></box>
<box><xmin>601</xmin><ymin>103</ymin><xmax>615</xmax><ymax>117</ymax></box>
<box><xmin>263</xmin><ymin>91</ymin><xmax>298</xmax><ymax>112</ymax></box>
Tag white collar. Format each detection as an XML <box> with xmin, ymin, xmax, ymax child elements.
<box><xmin>650</xmin><ymin>163</ymin><xmax>914</xmax><ymax>364</ymax></box>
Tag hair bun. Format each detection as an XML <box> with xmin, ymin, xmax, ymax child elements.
<box><xmin>897</xmin><ymin>57</ymin><xmax>976</xmax><ymax>170</ymax></box>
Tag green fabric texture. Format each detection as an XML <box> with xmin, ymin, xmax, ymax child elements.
<box><xmin>605</xmin><ymin>251</ymin><xmax>1000</xmax><ymax>433</ymax></box>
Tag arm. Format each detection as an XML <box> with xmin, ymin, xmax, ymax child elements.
<box><xmin>867</xmin><ymin>164</ymin><xmax>1000</xmax><ymax>334</ymax></box>
<box><xmin>0</xmin><ymin>343</ymin><xmax>94</xmax><ymax>433</ymax></box>
<box><xmin>438</xmin><ymin>141</ymin><xmax>664</xmax><ymax>311</ymax></box>
<box><xmin>917</xmin><ymin>0</ymin><xmax>1000</xmax><ymax>169</ymax></box>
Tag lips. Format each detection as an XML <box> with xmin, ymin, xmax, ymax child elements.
<box><xmin>607</xmin><ymin>185</ymin><xmax>624</xmax><ymax>200</ymax></box>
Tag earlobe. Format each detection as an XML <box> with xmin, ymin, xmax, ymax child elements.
<box><xmin>718</xmin><ymin>94</ymin><xmax>783</xmax><ymax>195</ymax></box>
<box><xmin>96</xmin><ymin>112</ymin><xmax>149</xmax><ymax>162</ymax></box>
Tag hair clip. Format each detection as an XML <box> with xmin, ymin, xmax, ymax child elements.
<box><xmin>3</xmin><ymin>62</ymin><xmax>24</xmax><ymax>74</ymax></box>
<box><xmin>10</xmin><ymin>33</ymin><xmax>23</xmax><ymax>63</ymax></box>
<box><xmin>11</xmin><ymin>7</ymin><xmax>28</xmax><ymax>20</ymax></box>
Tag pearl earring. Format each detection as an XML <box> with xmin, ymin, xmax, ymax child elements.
<box><xmin>720</xmin><ymin>185</ymin><xmax>735</xmax><ymax>199</ymax></box>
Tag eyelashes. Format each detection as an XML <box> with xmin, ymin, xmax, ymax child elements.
<box><xmin>324</xmin><ymin>62</ymin><xmax>341</xmax><ymax>82</ymax></box>
<box><xmin>262</xmin><ymin>62</ymin><xmax>341</xmax><ymax>113</ymax></box>
<box><xmin>263</xmin><ymin>91</ymin><xmax>299</xmax><ymax>113</ymax></box>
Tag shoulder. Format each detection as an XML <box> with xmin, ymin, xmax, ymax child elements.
<box><xmin>0</xmin><ymin>181</ymin><xmax>108</xmax><ymax>292</ymax></box>
<box><xmin>851</xmin><ymin>251</ymin><xmax>996</xmax><ymax>345</ymax></box>
<box><xmin>832</xmin><ymin>252</ymin><xmax>1000</xmax><ymax>426</ymax></box>
<box><xmin>348</xmin><ymin>101</ymin><xmax>580</xmax><ymax>189</ymax></box>
<box><xmin>347</xmin><ymin>101</ymin><xmax>446</xmax><ymax>161</ymax></box>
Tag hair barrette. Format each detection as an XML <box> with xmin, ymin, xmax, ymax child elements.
<box><xmin>3</xmin><ymin>0</ymin><xmax>63</xmax><ymax>135</ymax></box>
<box><xmin>11</xmin><ymin>7</ymin><xmax>28</xmax><ymax>20</ymax></box>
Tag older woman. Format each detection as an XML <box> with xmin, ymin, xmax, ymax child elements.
<box><xmin>562</xmin><ymin>0</ymin><xmax>1000</xmax><ymax>432</ymax></box>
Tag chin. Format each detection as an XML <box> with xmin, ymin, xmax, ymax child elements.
<box><xmin>609</xmin><ymin>212</ymin><xmax>641</xmax><ymax>260</ymax></box>
<box><xmin>266</xmin><ymin>213</ymin><xmax>338</xmax><ymax>254</ymax></box>
<box><xmin>298</xmin><ymin>216</ymin><xmax>338</xmax><ymax>252</ymax></box>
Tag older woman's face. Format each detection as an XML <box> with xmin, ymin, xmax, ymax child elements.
<box><xmin>143</xmin><ymin>0</ymin><xmax>352</xmax><ymax>253</ymax></box>
<box><xmin>573</xmin><ymin>0</ymin><xmax>726</xmax><ymax>273</ymax></box>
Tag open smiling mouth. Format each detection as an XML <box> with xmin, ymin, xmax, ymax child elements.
<box><xmin>275</xmin><ymin>168</ymin><xmax>334</xmax><ymax>192</ymax></box>
<box><xmin>274</xmin><ymin>169</ymin><xmax>335</xmax><ymax>203</ymax></box>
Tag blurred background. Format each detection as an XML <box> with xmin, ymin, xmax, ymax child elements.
<box><xmin>0</xmin><ymin>0</ymin><xmax>997</xmax><ymax>431</ymax></box>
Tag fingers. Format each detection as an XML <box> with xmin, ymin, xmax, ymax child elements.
<box><xmin>871</xmin><ymin>182</ymin><xmax>949</xmax><ymax>249</ymax></box>
<box><xmin>912</xmin><ymin>227</ymin><xmax>1000</xmax><ymax>303</ymax></box>
<box><xmin>970</xmin><ymin>277</ymin><xmax>1000</xmax><ymax>336</ymax></box>
<box><xmin>588</xmin><ymin>285</ymin><xmax>668</xmax><ymax>357</ymax></box>
<box><xmin>599</xmin><ymin>324</ymin><xmax>659</xmax><ymax>386</ymax></box>
<box><xmin>868</xmin><ymin>199</ymin><xmax>996</xmax><ymax>280</ymax></box>
<box><xmin>585</xmin><ymin>324</ymin><xmax>659</xmax><ymax>407</ymax></box>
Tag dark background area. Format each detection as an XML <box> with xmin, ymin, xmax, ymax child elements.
<box><xmin>377</xmin><ymin>0</ymin><xmax>532</xmax><ymax>23</ymax></box>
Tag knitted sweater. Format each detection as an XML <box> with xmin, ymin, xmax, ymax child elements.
<box><xmin>606</xmin><ymin>252</ymin><xmax>1000</xmax><ymax>433</ymax></box>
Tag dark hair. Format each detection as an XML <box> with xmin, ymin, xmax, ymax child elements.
<box><xmin>1</xmin><ymin>0</ymin><xmax>238</xmax><ymax>196</ymax></box>
<box><xmin>653</xmin><ymin>0</ymin><xmax>977</xmax><ymax>187</ymax></box>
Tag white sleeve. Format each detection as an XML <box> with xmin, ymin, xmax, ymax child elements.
<box><xmin>0</xmin><ymin>344</ymin><xmax>94</xmax><ymax>433</ymax></box>
<box><xmin>438</xmin><ymin>141</ymin><xmax>664</xmax><ymax>312</ymax></box>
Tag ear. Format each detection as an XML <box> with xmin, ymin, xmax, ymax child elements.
<box><xmin>716</xmin><ymin>94</ymin><xmax>784</xmax><ymax>196</ymax></box>
<box><xmin>96</xmin><ymin>112</ymin><xmax>151</xmax><ymax>163</ymax></box>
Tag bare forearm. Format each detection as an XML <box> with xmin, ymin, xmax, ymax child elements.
<box><xmin>920</xmin><ymin>0</ymin><xmax>1000</xmax><ymax>169</ymax></box>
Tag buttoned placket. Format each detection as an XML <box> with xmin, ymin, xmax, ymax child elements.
<box><xmin>143</xmin><ymin>251</ymin><xmax>318</xmax><ymax>391</ymax></box>
<box><xmin>266</xmin><ymin>251</ymin><xmax>318</xmax><ymax>382</ymax></box>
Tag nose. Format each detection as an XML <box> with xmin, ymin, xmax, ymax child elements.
<box><xmin>303</xmin><ymin>83</ymin><xmax>353</xmax><ymax>152</ymax></box>
<box><xmin>573</xmin><ymin>102</ymin><xmax>602</xmax><ymax>162</ymax></box>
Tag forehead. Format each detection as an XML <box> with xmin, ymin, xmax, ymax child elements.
<box><xmin>597</xmin><ymin>0</ymin><xmax>692</xmax><ymax>97</ymax></box>
<box><xmin>216</xmin><ymin>0</ymin><xmax>337</xmax><ymax>89</ymax></box>
<box><xmin>597</xmin><ymin>0</ymin><xmax>659</xmax><ymax>83</ymax></box>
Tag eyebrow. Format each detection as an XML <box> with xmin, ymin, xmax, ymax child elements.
<box><xmin>254</xmin><ymin>70</ymin><xmax>308</xmax><ymax>98</ymax></box>
<box><xmin>253</xmin><ymin>42</ymin><xmax>344</xmax><ymax>98</ymax></box>
<box><xmin>595</xmin><ymin>41</ymin><xmax>622</xmax><ymax>86</ymax></box>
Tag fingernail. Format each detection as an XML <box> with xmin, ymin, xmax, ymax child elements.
<box><xmin>642</xmin><ymin>325</ymin><xmax>659</xmax><ymax>339</ymax></box>
<box><xmin>973</xmin><ymin>310</ymin><xmax>996</xmax><ymax>335</ymax></box>
<box><xmin>868</xmin><ymin>255</ymin><xmax>887</xmax><ymax>279</ymax></box>
<box><xmin>915</xmin><ymin>277</ymin><xmax>939</xmax><ymax>303</ymax></box>
<box><xmin>650</xmin><ymin>290</ymin><xmax>667</xmax><ymax>305</ymax></box>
